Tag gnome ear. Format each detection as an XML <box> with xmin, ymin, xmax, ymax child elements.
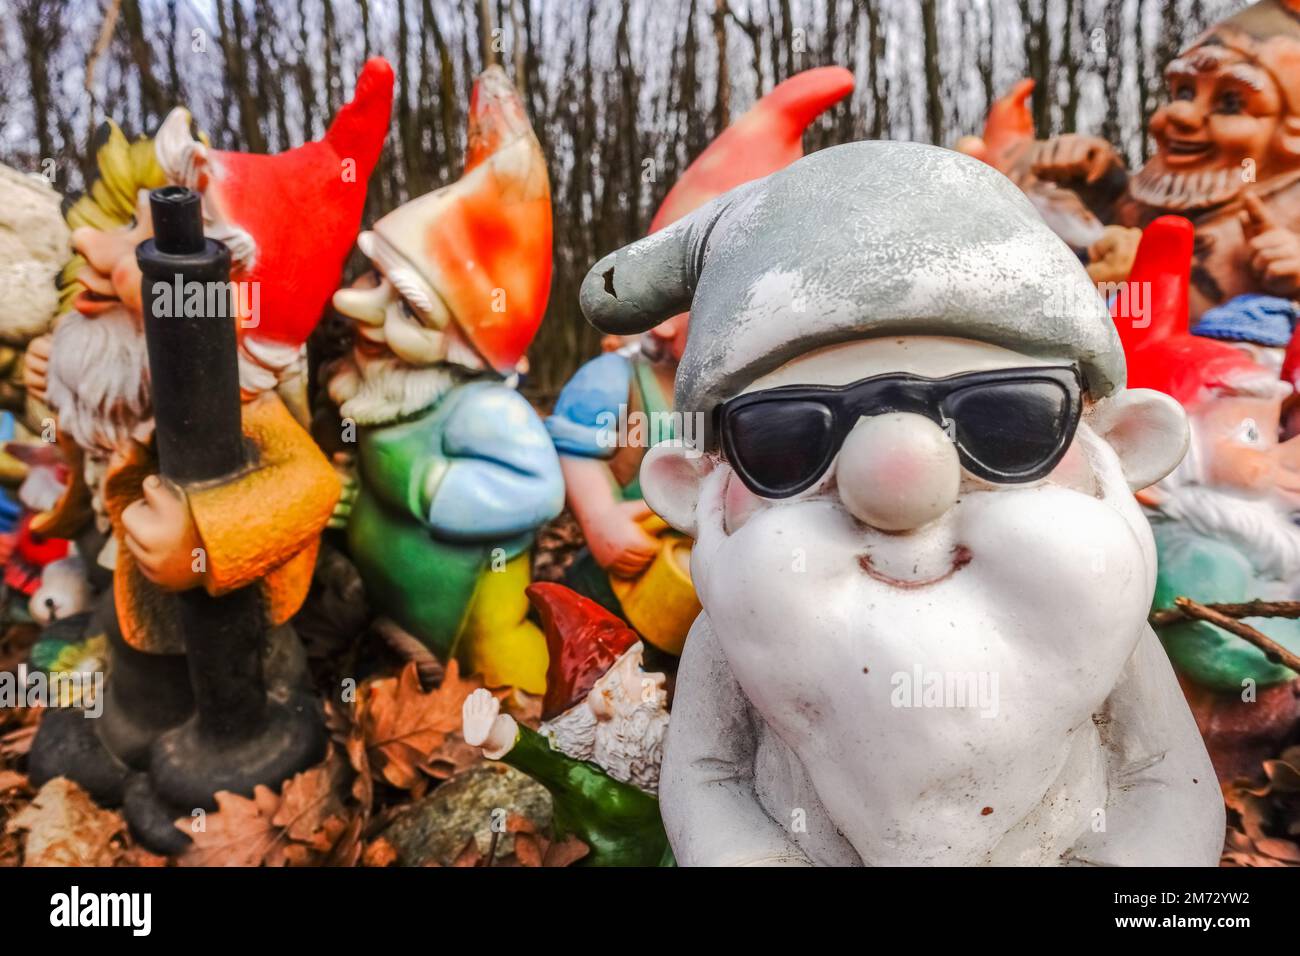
<box><xmin>579</xmin><ymin>186</ymin><xmax>745</xmax><ymax>335</ymax></box>
<box><xmin>1088</xmin><ymin>387</ymin><xmax>1189</xmax><ymax>492</ymax></box>
<box><xmin>640</xmin><ymin>441</ymin><xmax>713</xmax><ymax>537</ymax></box>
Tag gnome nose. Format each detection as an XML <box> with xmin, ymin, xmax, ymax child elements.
<box><xmin>837</xmin><ymin>413</ymin><xmax>961</xmax><ymax>532</ymax></box>
<box><xmin>333</xmin><ymin>283</ymin><xmax>390</xmax><ymax>326</ymax></box>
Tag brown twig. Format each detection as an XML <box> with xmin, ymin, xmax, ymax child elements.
<box><xmin>1150</xmin><ymin>599</ymin><xmax>1300</xmax><ymax>628</ymax></box>
<box><xmin>370</xmin><ymin>617</ymin><xmax>443</xmax><ymax>690</ymax></box>
<box><xmin>1158</xmin><ymin>597</ymin><xmax>1300</xmax><ymax>675</ymax></box>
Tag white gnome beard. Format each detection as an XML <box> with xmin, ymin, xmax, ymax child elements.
<box><xmin>542</xmin><ymin>691</ymin><xmax>669</xmax><ymax>794</ymax></box>
<box><xmin>46</xmin><ymin>307</ymin><xmax>152</xmax><ymax>458</ymax></box>
<box><xmin>687</xmin><ymin>424</ymin><xmax>1156</xmax><ymax>865</ymax></box>
<box><xmin>1151</xmin><ymin>479</ymin><xmax>1300</xmax><ymax>582</ymax></box>
<box><xmin>327</xmin><ymin>352</ymin><xmax>461</xmax><ymax>426</ymax></box>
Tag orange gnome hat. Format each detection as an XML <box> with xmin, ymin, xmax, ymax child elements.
<box><xmin>956</xmin><ymin>79</ymin><xmax>1035</xmax><ymax>169</ymax></box>
<box><xmin>649</xmin><ymin>66</ymin><xmax>855</xmax><ymax>232</ymax></box>
<box><xmin>360</xmin><ymin>66</ymin><xmax>552</xmax><ymax>375</ymax></box>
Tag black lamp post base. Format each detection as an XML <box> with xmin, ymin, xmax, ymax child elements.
<box><xmin>27</xmin><ymin>707</ymin><xmax>131</xmax><ymax>806</ymax></box>
<box><xmin>147</xmin><ymin>692</ymin><xmax>327</xmax><ymax>816</ymax></box>
<box><xmin>122</xmin><ymin>773</ymin><xmax>192</xmax><ymax>855</ymax></box>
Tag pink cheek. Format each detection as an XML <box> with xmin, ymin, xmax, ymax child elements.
<box><xmin>1046</xmin><ymin>441</ymin><xmax>1098</xmax><ymax>493</ymax></box>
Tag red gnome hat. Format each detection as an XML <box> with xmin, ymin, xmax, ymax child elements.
<box><xmin>363</xmin><ymin>66</ymin><xmax>551</xmax><ymax>374</ymax></box>
<box><xmin>528</xmin><ymin>582</ymin><xmax>639</xmax><ymax>722</ymax></box>
<box><xmin>156</xmin><ymin>58</ymin><xmax>395</xmax><ymax>348</ymax></box>
<box><xmin>650</xmin><ymin>66</ymin><xmax>855</xmax><ymax>232</ymax></box>
<box><xmin>1116</xmin><ymin>215</ymin><xmax>1275</xmax><ymax>404</ymax></box>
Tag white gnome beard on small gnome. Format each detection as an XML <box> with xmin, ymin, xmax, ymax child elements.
<box><xmin>1152</xmin><ymin>440</ymin><xmax>1300</xmax><ymax>581</ymax></box>
<box><xmin>541</xmin><ymin>686</ymin><xmax>669</xmax><ymax>794</ymax></box>
<box><xmin>687</xmin><ymin>424</ymin><xmax>1157</xmax><ymax>865</ymax></box>
<box><xmin>46</xmin><ymin>307</ymin><xmax>152</xmax><ymax>458</ymax></box>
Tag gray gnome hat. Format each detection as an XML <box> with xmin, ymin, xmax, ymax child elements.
<box><xmin>579</xmin><ymin>140</ymin><xmax>1124</xmax><ymax>447</ymax></box>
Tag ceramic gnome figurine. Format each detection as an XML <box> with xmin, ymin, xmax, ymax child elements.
<box><xmin>327</xmin><ymin>67</ymin><xmax>562</xmax><ymax>694</ymax></box>
<box><xmin>578</xmin><ymin>140</ymin><xmax>1225</xmax><ymax>866</ymax></box>
<box><xmin>26</xmin><ymin>60</ymin><xmax>394</xmax><ymax>846</ymax></box>
<box><xmin>1031</xmin><ymin>0</ymin><xmax>1300</xmax><ymax>324</ymax></box>
<box><xmin>461</xmin><ymin>582</ymin><xmax>671</xmax><ymax>866</ymax></box>
<box><xmin>1113</xmin><ymin>216</ymin><xmax>1300</xmax><ymax>782</ymax></box>
<box><xmin>547</xmin><ymin>66</ymin><xmax>853</xmax><ymax>655</ymax></box>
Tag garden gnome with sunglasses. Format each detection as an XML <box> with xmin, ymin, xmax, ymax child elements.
<box><xmin>580</xmin><ymin>140</ymin><xmax>1225</xmax><ymax>866</ymax></box>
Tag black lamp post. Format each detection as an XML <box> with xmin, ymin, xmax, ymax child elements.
<box><xmin>124</xmin><ymin>186</ymin><xmax>324</xmax><ymax>849</ymax></box>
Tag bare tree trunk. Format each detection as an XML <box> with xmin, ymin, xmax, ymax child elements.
<box><xmin>712</xmin><ymin>0</ymin><xmax>729</xmax><ymax>134</ymax></box>
<box><xmin>920</xmin><ymin>0</ymin><xmax>943</xmax><ymax>145</ymax></box>
<box><xmin>1062</xmin><ymin>0</ymin><xmax>1080</xmax><ymax>132</ymax></box>
<box><xmin>296</xmin><ymin>0</ymin><xmax>320</xmax><ymax>138</ymax></box>
<box><xmin>480</xmin><ymin>0</ymin><xmax>498</xmax><ymax>65</ymax></box>
<box><xmin>215</xmin><ymin>0</ymin><xmax>267</xmax><ymax>151</ymax></box>
<box><xmin>120</xmin><ymin>0</ymin><xmax>167</xmax><ymax>129</ymax></box>
<box><xmin>867</xmin><ymin>0</ymin><xmax>888</xmax><ymax>139</ymax></box>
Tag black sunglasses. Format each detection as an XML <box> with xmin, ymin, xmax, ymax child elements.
<box><xmin>715</xmin><ymin>366</ymin><xmax>1083</xmax><ymax>499</ymax></box>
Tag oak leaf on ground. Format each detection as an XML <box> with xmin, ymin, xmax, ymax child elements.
<box><xmin>359</xmin><ymin>660</ymin><xmax>501</xmax><ymax>790</ymax></box>
<box><xmin>5</xmin><ymin>776</ymin><xmax>125</xmax><ymax>866</ymax></box>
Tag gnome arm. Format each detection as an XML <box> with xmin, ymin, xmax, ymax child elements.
<box><xmin>187</xmin><ymin>392</ymin><xmax>341</xmax><ymax>594</ymax></box>
<box><xmin>1064</xmin><ymin>626</ymin><xmax>1225</xmax><ymax>866</ymax></box>
<box><xmin>660</xmin><ymin>615</ymin><xmax>813</xmax><ymax>866</ymax></box>
<box><xmin>503</xmin><ymin>723</ymin><xmax>662</xmax><ymax>829</ymax></box>
<box><xmin>544</xmin><ymin>352</ymin><xmax>632</xmax><ymax>459</ymax></box>
<box><xmin>423</xmin><ymin>384</ymin><xmax>564</xmax><ymax>540</ymax></box>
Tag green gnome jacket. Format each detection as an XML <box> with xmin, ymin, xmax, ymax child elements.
<box><xmin>501</xmin><ymin>724</ymin><xmax>672</xmax><ymax>867</ymax></box>
<box><xmin>347</xmin><ymin>380</ymin><xmax>564</xmax><ymax>662</ymax></box>
<box><xmin>1151</xmin><ymin>520</ymin><xmax>1300</xmax><ymax>692</ymax></box>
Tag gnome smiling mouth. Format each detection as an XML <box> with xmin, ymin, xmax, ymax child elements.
<box><xmin>857</xmin><ymin>544</ymin><xmax>972</xmax><ymax>589</ymax></box>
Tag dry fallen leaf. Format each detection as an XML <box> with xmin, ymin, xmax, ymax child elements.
<box><xmin>361</xmin><ymin>837</ymin><xmax>398</xmax><ymax>867</ymax></box>
<box><xmin>5</xmin><ymin>777</ymin><xmax>125</xmax><ymax>866</ymax></box>
<box><xmin>359</xmin><ymin>660</ymin><xmax>498</xmax><ymax>790</ymax></box>
<box><xmin>175</xmin><ymin>751</ymin><xmax>361</xmax><ymax>867</ymax></box>
<box><xmin>175</xmin><ymin>785</ymin><xmax>286</xmax><ymax>867</ymax></box>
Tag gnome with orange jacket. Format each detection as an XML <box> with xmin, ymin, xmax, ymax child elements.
<box><xmin>547</xmin><ymin>67</ymin><xmax>853</xmax><ymax>655</ymax></box>
<box><xmin>27</xmin><ymin>60</ymin><xmax>394</xmax><ymax>809</ymax></box>
<box><xmin>326</xmin><ymin>67</ymin><xmax>563</xmax><ymax>694</ymax></box>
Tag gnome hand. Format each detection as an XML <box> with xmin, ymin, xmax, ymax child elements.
<box><xmin>1086</xmin><ymin>226</ymin><xmax>1142</xmax><ymax>285</ymax></box>
<box><xmin>1031</xmin><ymin>134</ymin><xmax>1121</xmax><ymax>186</ymax></box>
<box><xmin>590</xmin><ymin>499</ymin><xmax>661</xmax><ymax>578</ymax></box>
<box><xmin>122</xmin><ymin>475</ymin><xmax>206</xmax><ymax>591</ymax></box>
<box><xmin>22</xmin><ymin>333</ymin><xmax>52</xmax><ymax>403</ymax></box>
<box><xmin>1242</xmin><ymin>195</ymin><xmax>1300</xmax><ymax>296</ymax></box>
<box><xmin>462</xmin><ymin>688</ymin><xmax>517</xmax><ymax>759</ymax></box>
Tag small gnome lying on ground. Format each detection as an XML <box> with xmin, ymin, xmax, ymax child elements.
<box><xmin>461</xmin><ymin>582</ymin><xmax>672</xmax><ymax>866</ymax></box>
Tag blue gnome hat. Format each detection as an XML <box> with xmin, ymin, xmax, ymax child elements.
<box><xmin>1192</xmin><ymin>294</ymin><xmax>1300</xmax><ymax>348</ymax></box>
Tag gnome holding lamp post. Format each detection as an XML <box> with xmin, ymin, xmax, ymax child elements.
<box><xmin>547</xmin><ymin>67</ymin><xmax>852</xmax><ymax>656</ymax></box>
<box><xmin>580</xmin><ymin>140</ymin><xmax>1224</xmax><ymax>866</ymax></box>
<box><xmin>327</xmin><ymin>67</ymin><xmax>563</xmax><ymax>694</ymax></box>
<box><xmin>26</xmin><ymin>60</ymin><xmax>394</xmax><ymax>849</ymax></box>
<box><xmin>462</xmin><ymin>582</ymin><xmax>671</xmax><ymax>866</ymax></box>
